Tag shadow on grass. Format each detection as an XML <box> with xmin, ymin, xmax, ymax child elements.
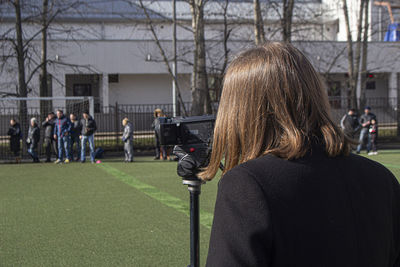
<box><xmin>98</xmin><ymin>157</ymin><xmax>177</xmax><ymax>164</ymax></box>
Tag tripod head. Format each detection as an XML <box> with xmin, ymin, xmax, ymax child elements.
<box><xmin>173</xmin><ymin>145</ymin><xmax>210</xmax><ymax>182</ymax></box>
<box><xmin>173</xmin><ymin>145</ymin><xmax>223</xmax><ymax>267</ymax></box>
<box><xmin>173</xmin><ymin>145</ymin><xmax>207</xmax><ymax>267</ymax></box>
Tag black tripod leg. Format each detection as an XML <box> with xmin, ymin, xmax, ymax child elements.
<box><xmin>189</xmin><ymin>190</ymin><xmax>200</xmax><ymax>267</ymax></box>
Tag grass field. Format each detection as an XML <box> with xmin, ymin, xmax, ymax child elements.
<box><xmin>0</xmin><ymin>151</ymin><xmax>399</xmax><ymax>266</ymax></box>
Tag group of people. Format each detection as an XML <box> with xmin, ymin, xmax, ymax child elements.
<box><xmin>7</xmin><ymin>105</ymin><xmax>168</xmax><ymax>164</ymax></box>
<box><xmin>340</xmin><ymin>106</ymin><xmax>378</xmax><ymax>155</ymax></box>
<box><xmin>7</xmin><ymin>109</ymin><xmax>98</xmax><ymax>163</ymax></box>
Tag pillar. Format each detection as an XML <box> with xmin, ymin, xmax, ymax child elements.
<box><xmin>388</xmin><ymin>72</ymin><xmax>398</xmax><ymax>108</ymax></box>
<box><xmin>102</xmin><ymin>73</ymin><xmax>109</xmax><ymax>110</ymax></box>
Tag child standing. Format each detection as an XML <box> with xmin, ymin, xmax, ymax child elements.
<box><xmin>368</xmin><ymin>119</ymin><xmax>378</xmax><ymax>155</ymax></box>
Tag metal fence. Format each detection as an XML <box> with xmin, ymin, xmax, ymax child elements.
<box><xmin>0</xmin><ymin>98</ymin><xmax>398</xmax><ymax>161</ymax></box>
<box><xmin>328</xmin><ymin>97</ymin><xmax>399</xmax><ymax>137</ymax></box>
<box><xmin>0</xmin><ymin>102</ymin><xmax>192</xmax><ymax>161</ymax></box>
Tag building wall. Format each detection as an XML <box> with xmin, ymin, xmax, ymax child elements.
<box><xmin>365</xmin><ymin>76</ymin><xmax>389</xmax><ymax>98</ymax></box>
<box><xmin>108</xmin><ymin>73</ymin><xmax>191</xmax><ymax>105</ymax></box>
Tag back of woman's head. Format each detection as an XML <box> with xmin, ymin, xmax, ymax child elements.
<box><xmin>154</xmin><ymin>108</ymin><xmax>164</xmax><ymax>118</ymax></box>
<box><xmin>200</xmin><ymin>42</ymin><xmax>350</xmax><ymax>181</ymax></box>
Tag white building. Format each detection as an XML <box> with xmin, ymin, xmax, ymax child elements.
<box><xmin>0</xmin><ymin>0</ymin><xmax>399</xmax><ymax>116</ymax></box>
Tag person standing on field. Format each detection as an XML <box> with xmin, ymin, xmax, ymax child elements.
<box><xmin>80</xmin><ymin>110</ymin><xmax>97</xmax><ymax>163</ymax></box>
<box><xmin>7</xmin><ymin>118</ymin><xmax>22</xmax><ymax>163</ymax></box>
<box><xmin>340</xmin><ymin>108</ymin><xmax>360</xmax><ymax>139</ymax></box>
<box><xmin>367</xmin><ymin>118</ymin><xmax>379</xmax><ymax>155</ymax></box>
<box><xmin>69</xmin><ymin>113</ymin><xmax>82</xmax><ymax>161</ymax></box>
<box><xmin>356</xmin><ymin>106</ymin><xmax>376</xmax><ymax>154</ymax></box>
<box><xmin>27</xmin><ymin>117</ymin><xmax>40</xmax><ymax>163</ymax></box>
<box><xmin>122</xmin><ymin>117</ymin><xmax>134</xmax><ymax>162</ymax></box>
<box><xmin>42</xmin><ymin>112</ymin><xmax>57</xmax><ymax>162</ymax></box>
<box><xmin>54</xmin><ymin>109</ymin><xmax>72</xmax><ymax>164</ymax></box>
<box><xmin>152</xmin><ymin>108</ymin><xmax>167</xmax><ymax>160</ymax></box>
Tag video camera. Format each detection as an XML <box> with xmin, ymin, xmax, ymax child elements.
<box><xmin>157</xmin><ymin>115</ymin><xmax>216</xmax><ymax>179</ymax></box>
<box><xmin>156</xmin><ymin>115</ymin><xmax>216</xmax><ymax>267</ymax></box>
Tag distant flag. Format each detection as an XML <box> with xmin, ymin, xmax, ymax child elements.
<box><xmin>384</xmin><ymin>23</ymin><xmax>400</xmax><ymax>42</ymax></box>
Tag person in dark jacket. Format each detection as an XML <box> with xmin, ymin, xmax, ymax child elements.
<box><xmin>356</xmin><ymin>106</ymin><xmax>377</xmax><ymax>154</ymax></box>
<box><xmin>340</xmin><ymin>108</ymin><xmax>360</xmax><ymax>139</ymax></box>
<box><xmin>7</xmin><ymin>118</ymin><xmax>22</xmax><ymax>163</ymax></box>
<box><xmin>69</xmin><ymin>113</ymin><xmax>82</xmax><ymax>161</ymax></box>
<box><xmin>42</xmin><ymin>112</ymin><xmax>57</xmax><ymax>162</ymax></box>
<box><xmin>152</xmin><ymin>108</ymin><xmax>167</xmax><ymax>160</ymax></box>
<box><xmin>80</xmin><ymin>110</ymin><xmax>97</xmax><ymax>163</ymax></box>
<box><xmin>122</xmin><ymin>117</ymin><xmax>134</xmax><ymax>162</ymax></box>
<box><xmin>53</xmin><ymin>109</ymin><xmax>71</xmax><ymax>164</ymax></box>
<box><xmin>27</xmin><ymin>117</ymin><xmax>40</xmax><ymax>163</ymax></box>
<box><xmin>192</xmin><ymin>43</ymin><xmax>400</xmax><ymax>267</ymax></box>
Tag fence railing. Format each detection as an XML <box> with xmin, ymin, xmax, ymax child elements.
<box><xmin>0</xmin><ymin>98</ymin><xmax>398</xmax><ymax>161</ymax></box>
<box><xmin>329</xmin><ymin>97</ymin><xmax>399</xmax><ymax>126</ymax></box>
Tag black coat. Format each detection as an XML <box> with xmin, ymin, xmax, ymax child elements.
<box><xmin>42</xmin><ymin>118</ymin><xmax>56</xmax><ymax>139</ymax></box>
<box><xmin>70</xmin><ymin>120</ymin><xmax>82</xmax><ymax>138</ymax></box>
<box><xmin>7</xmin><ymin>123</ymin><xmax>22</xmax><ymax>152</ymax></box>
<box><xmin>81</xmin><ymin>116</ymin><xmax>97</xmax><ymax>136</ymax></box>
<box><xmin>360</xmin><ymin>112</ymin><xmax>377</xmax><ymax>129</ymax></box>
<box><xmin>206</xmin><ymin>147</ymin><xmax>400</xmax><ymax>267</ymax></box>
<box><xmin>341</xmin><ymin>114</ymin><xmax>360</xmax><ymax>136</ymax></box>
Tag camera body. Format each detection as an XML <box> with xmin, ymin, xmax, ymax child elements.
<box><xmin>157</xmin><ymin>115</ymin><xmax>216</xmax><ymax>178</ymax></box>
<box><xmin>158</xmin><ymin>115</ymin><xmax>215</xmax><ymax>146</ymax></box>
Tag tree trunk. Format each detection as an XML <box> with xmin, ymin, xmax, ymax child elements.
<box><xmin>40</xmin><ymin>0</ymin><xmax>51</xmax><ymax>118</ymax></box>
<box><xmin>342</xmin><ymin>0</ymin><xmax>357</xmax><ymax>109</ymax></box>
<box><xmin>221</xmin><ymin>0</ymin><xmax>230</xmax><ymax>76</ymax></box>
<box><xmin>359</xmin><ymin>0</ymin><xmax>369</xmax><ymax>111</ymax></box>
<box><xmin>14</xmin><ymin>0</ymin><xmax>28</xmax><ymax>154</ymax></box>
<box><xmin>282</xmin><ymin>0</ymin><xmax>295</xmax><ymax>43</ymax></box>
<box><xmin>397</xmin><ymin>74</ymin><xmax>400</xmax><ymax>137</ymax></box>
<box><xmin>254</xmin><ymin>0</ymin><xmax>266</xmax><ymax>45</ymax></box>
<box><xmin>190</xmin><ymin>0</ymin><xmax>210</xmax><ymax>115</ymax></box>
<box><xmin>353</xmin><ymin>0</ymin><xmax>365</xmax><ymax>111</ymax></box>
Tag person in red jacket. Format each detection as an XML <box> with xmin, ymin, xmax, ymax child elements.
<box><xmin>367</xmin><ymin>118</ymin><xmax>379</xmax><ymax>155</ymax></box>
<box><xmin>53</xmin><ymin>109</ymin><xmax>71</xmax><ymax>164</ymax></box>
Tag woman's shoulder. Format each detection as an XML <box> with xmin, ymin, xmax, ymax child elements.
<box><xmin>346</xmin><ymin>153</ymin><xmax>398</xmax><ymax>183</ymax></box>
<box><xmin>221</xmin><ymin>152</ymin><xmax>398</xmax><ymax>192</ymax></box>
<box><xmin>225</xmin><ymin>154</ymin><xmax>303</xmax><ymax>180</ymax></box>
<box><xmin>220</xmin><ymin>154</ymin><xmax>291</xmax><ymax>189</ymax></box>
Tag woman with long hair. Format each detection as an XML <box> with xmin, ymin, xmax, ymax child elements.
<box><xmin>201</xmin><ymin>42</ymin><xmax>400</xmax><ymax>266</ymax></box>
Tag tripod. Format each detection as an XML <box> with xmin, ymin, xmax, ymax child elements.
<box><xmin>183</xmin><ymin>179</ymin><xmax>204</xmax><ymax>267</ymax></box>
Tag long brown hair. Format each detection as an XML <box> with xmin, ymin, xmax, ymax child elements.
<box><xmin>199</xmin><ymin>42</ymin><xmax>350</xmax><ymax>181</ymax></box>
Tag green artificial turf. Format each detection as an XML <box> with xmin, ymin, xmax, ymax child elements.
<box><xmin>0</xmin><ymin>151</ymin><xmax>399</xmax><ymax>266</ymax></box>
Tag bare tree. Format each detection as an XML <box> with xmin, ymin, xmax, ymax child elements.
<box><xmin>13</xmin><ymin>0</ymin><xmax>29</xmax><ymax>140</ymax></box>
<box><xmin>205</xmin><ymin>0</ymin><xmax>232</xmax><ymax>106</ymax></box>
<box><xmin>359</xmin><ymin>0</ymin><xmax>370</xmax><ymax>111</ymax></box>
<box><xmin>281</xmin><ymin>0</ymin><xmax>295</xmax><ymax>42</ymax></box>
<box><xmin>40</xmin><ymin>0</ymin><xmax>50</xmax><ymax>115</ymax></box>
<box><xmin>254</xmin><ymin>0</ymin><xmax>266</xmax><ymax>45</ymax></box>
<box><xmin>189</xmin><ymin>0</ymin><xmax>210</xmax><ymax>115</ymax></box>
<box><xmin>342</xmin><ymin>0</ymin><xmax>369</xmax><ymax>109</ymax></box>
<box><xmin>0</xmin><ymin>0</ymin><xmax>94</xmax><ymax>154</ymax></box>
<box><xmin>137</xmin><ymin>0</ymin><xmax>188</xmax><ymax>116</ymax></box>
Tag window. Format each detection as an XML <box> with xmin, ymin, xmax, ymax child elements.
<box><xmin>108</xmin><ymin>74</ymin><xmax>119</xmax><ymax>83</ymax></box>
<box><xmin>366</xmin><ymin>81</ymin><xmax>376</xmax><ymax>90</ymax></box>
<box><xmin>73</xmin><ymin>84</ymin><xmax>92</xmax><ymax>96</ymax></box>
